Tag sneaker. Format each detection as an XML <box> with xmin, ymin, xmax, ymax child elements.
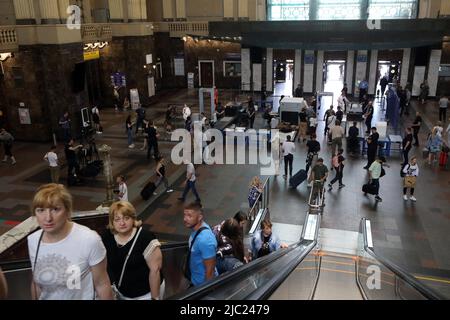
<box><xmin>153</xmin><ymin>192</ymin><xmax>158</xmax><ymax>196</ymax></box>
<box><xmin>166</xmin><ymin>189</ymin><xmax>174</xmax><ymax>193</ymax></box>
<box><xmin>375</xmin><ymin>196</ymin><xmax>382</xmax><ymax>202</ymax></box>
<box><xmin>128</xmin><ymin>144</ymin><xmax>135</xmax><ymax>149</ymax></box>
<box><xmin>410</xmin><ymin>196</ymin><xmax>417</xmax><ymax>202</ymax></box>
<box><xmin>339</xmin><ymin>184</ymin><xmax>345</xmax><ymax>189</ymax></box>
<box><xmin>403</xmin><ymin>195</ymin><xmax>408</xmax><ymax>201</ymax></box>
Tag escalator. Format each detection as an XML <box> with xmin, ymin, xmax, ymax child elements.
<box><xmin>173</xmin><ymin>215</ymin><xmax>445</xmax><ymax>300</ymax></box>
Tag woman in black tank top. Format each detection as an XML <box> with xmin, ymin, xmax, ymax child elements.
<box><xmin>153</xmin><ymin>157</ymin><xmax>173</xmax><ymax>195</ymax></box>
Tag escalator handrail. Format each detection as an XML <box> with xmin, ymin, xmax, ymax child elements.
<box><xmin>245</xmin><ymin>240</ymin><xmax>317</xmax><ymax>300</ymax></box>
<box><xmin>174</xmin><ymin>212</ymin><xmax>321</xmax><ymax>300</ymax></box>
<box><xmin>170</xmin><ymin>240</ymin><xmax>307</xmax><ymax>300</ymax></box>
<box><xmin>360</xmin><ymin>218</ymin><xmax>445</xmax><ymax>300</ymax></box>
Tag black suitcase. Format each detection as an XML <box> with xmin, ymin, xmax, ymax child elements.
<box><xmin>80</xmin><ymin>163</ymin><xmax>101</xmax><ymax>177</ymax></box>
<box><xmin>362</xmin><ymin>183</ymin><xmax>377</xmax><ymax>195</ymax></box>
<box><xmin>141</xmin><ymin>181</ymin><xmax>156</xmax><ymax>200</ymax></box>
<box><xmin>289</xmin><ymin>169</ymin><xmax>307</xmax><ymax>188</ymax></box>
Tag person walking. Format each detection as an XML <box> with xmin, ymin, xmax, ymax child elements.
<box><xmin>44</xmin><ymin>145</ymin><xmax>60</xmax><ymax>183</ymax></box>
<box><xmin>330</xmin><ymin>120</ymin><xmax>345</xmax><ymax>156</ymax></box>
<box><xmin>380</xmin><ymin>75</ymin><xmax>388</xmax><ymax>97</ymax></box>
<box><xmin>297</xmin><ymin>107</ymin><xmax>308</xmax><ymax>142</ymax></box>
<box><xmin>337</xmin><ymin>92</ymin><xmax>350</xmax><ymax>113</ymax></box>
<box><xmin>402</xmin><ymin>127</ymin><xmax>413</xmax><ymax>166</ymax></box>
<box><xmin>178</xmin><ymin>159</ymin><xmax>201</xmax><ymax>203</ymax></box>
<box><xmin>402</xmin><ymin>157</ymin><xmax>419</xmax><ymax>202</ymax></box>
<box><xmin>439</xmin><ymin>96</ymin><xmax>448</xmax><ymax>122</ymax></box>
<box><xmin>153</xmin><ymin>157</ymin><xmax>173</xmax><ymax>195</ymax></box>
<box><xmin>135</xmin><ymin>104</ymin><xmax>146</xmax><ymax>135</ymax></box>
<box><xmin>348</xmin><ymin>121</ymin><xmax>360</xmax><ymax>155</ymax></box>
<box><xmin>282</xmin><ymin>135</ymin><xmax>295</xmax><ymax>179</ymax></box>
<box><xmin>91</xmin><ymin>106</ymin><xmax>101</xmax><ymax>134</ymax></box>
<box><xmin>28</xmin><ymin>183</ymin><xmax>113</xmax><ymax>300</ymax></box>
<box><xmin>59</xmin><ymin>112</ymin><xmax>71</xmax><ymax>143</ymax></box>
<box><xmin>323</xmin><ymin>106</ymin><xmax>335</xmax><ymax>141</ymax></box>
<box><xmin>308</xmin><ymin>112</ymin><xmax>318</xmax><ymax>136</ymax></box>
<box><xmin>248</xmin><ymin>176</ymin><xmax>264</xmax><ymax>209</ymax></box>
<box><xmin>146</xmin><ymin>121</ymin><xmax>160</xmax><ymax>160</ymax></box>
<box><xmin>64</xmin><ymin>139</ymin><xmax>82</xmax><ymax>179</ymax></box>
<box><xmin>419</xmin><ymin>80</ymin><xmax>429</xmax><ymax>104</ymax></box>
<box><xmin>328</xmin><ymin>149</ymin><xmax>345</xmax><ymax>191</ymax></box>
<box><xmin>0</xmin><ymin>128</ymin><xmax>16</xmax><ymax>165</ymax></box>
<box><xmin>368</xmin><ymin>156</ymin><xmax>386</xmax><ymax>202</ymax></box>
<box><xmin>116</xmin><ymin>175</ymin><xmax>128</xmax><ymax>202</ymax></box>
<box><xmin>411</xmin><ymin>112</ymin><xmax>422</xmax><ymax>146</ymax></box>
<box><xmin>102</xmin><ymin>201</ymin><xmax>164</xmax><ymax>300</ymax></box>
<box><xmin>426</xmin><ymin>127</ymin><xmax>442</xmax><ymax>165</ymax></box>
<box><xmin>306</xmin><ymin>134</ymin><xmax>321</xmax><ymax>173</ymax></box>
<box><xmin>125</xmin><ymin>115</ymin><xmax>134</xmax><ymax>148</ymax></box>
<box><xmin>364</xmin><ymin>127</ymin><xmax>379</xmax><ymax>169</ymax></box>
<box><xmin>183</xmin><ymin>202</ymin><xmax>218</xmax><ymax>286</ymax></box>
<box><xmin>364</xmin><ymin>101</ymin><xmax>374</xmax><ymax>134</ymax></box>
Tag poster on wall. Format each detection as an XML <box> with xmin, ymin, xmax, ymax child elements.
<box><xmin>18</xmin><ymin>107</ymin><xmax>31</xmax><ymax>125</ymax></box>
<box><xmin>174</xmin><ymin>58</ymin><xmax>185</xmax><ymax>76</ymax></box>
<box><xmin>130</xmin><ymin>89</ymin><xmax>140</xmax><ymax>110</ymax></box>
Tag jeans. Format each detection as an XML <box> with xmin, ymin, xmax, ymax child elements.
<box><xmin>330</xmin><ymin>167</ymin><xmax>343</xmax><ymax>186</ymax></box>
<box><xmin>365</xmin><ymin>117</ymin><xmax>372</xmax><ymax>133</ymax></box>
<box><xmin>403</xmin><ymin>149</ymin><xmax>410</xmax><ymax>166</ymax></box>
<box><xmin>216</xmin><ymin>256</ymin><xmax>243</xmax><ymax>275</ymax></box>
<box><xmin>127</xmin><ymin>129</ymin><xmax>133</xmax><ymax>146</ymax></box>
<box><xmin>413</xmin><ymin>130</ymin><xmax>419</xmax><ymax>145</ymax></box>
<box><xmin>147</xmin><ymin>140</ymin><xmax>159</xmax><ymax>159</ymax></box>
<box><xmin>155</xmin><ymin>175</ymin><xmax>169</xmax><ymax>190</ymax></box>
<box><xmin>439</xmin><ymin>108</ymin><xmax>447</xmax><ymax>122</ymax></box>
<box><xmin>284</xmin><ymin>154</ymin><xmax>293</xmax><ymax>176</ymax></box>
<box><xmin>181</xmin><ymin>180</ymin><xmax>201</xmax><ymax>201</ymax></box>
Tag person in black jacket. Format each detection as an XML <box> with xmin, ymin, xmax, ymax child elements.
<box><xmin>364</xmin><ymin>127</ymin><xmax>379</xmax><ymax>169</ymax></box>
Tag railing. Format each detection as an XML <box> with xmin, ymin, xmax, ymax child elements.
<box><xmin>247</xmin><ymin>177</ymin><xmax>270</xmax><ymax>221</ymax></box>
<box><xmin>307</xmin><ymin>180</ymin><xmax>325</xmax><ymax>211</ymax></box>
<box><xmin>154</xmin><ymin>21</ymin><xmax>209</xmax><ymax>37</ymax></box>
<box><xmin>356</xmin><ymin>218</ymin><xmax>445</xmax><ymax>300</ymax></box>
<box><xmin>0</xmin><ymin>26</ymin><xmax>18</xmax><ymax>52</ymax></box>
<box><xmin>81</xmin><ymin>23</ymin><xmax>112</xmax><ymax>42</ymax></box>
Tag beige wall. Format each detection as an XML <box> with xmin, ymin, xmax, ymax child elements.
<box><xmin>0</xmin><ymin>0</ymin><xmax>16</xmax><ymax>25</ymax></box>
<box><xmin>441</xmin><ymin>0</ymin><xmax>450</xmax><ymax>15</ymax></box>
<box><xmin>418</xmin><ymin>0</ymin><xmax>441</xmax><ymax>18</ymax></box>
<box><xmin>186</xmin><ymin>0</ymin><xmax>222</xmax><ymax>19</ymax></box>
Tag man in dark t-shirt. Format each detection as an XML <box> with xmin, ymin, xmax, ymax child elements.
<box><xmin>64</xmin><ymin>139</ymin><xmax>82</xmax><ymax>177</ymax></box>
<box><xmin>146</xmin><ymin>121</ymin><xmax>159</xmax><ymax>160</ymax></box>
<box><xmin>306</xmin><ymin>134</ymin><xmax>321</xmax><ymax>173</ymax></box>
<box><xmin>402</xmin><ymin>127</ymin><xmax>413</xmax><ymax>166</ymax></box>
<box><xmin>364</xmin><ymin>127</ymin><xmax>379</xmax><ymax>169</ymax></box>
<box><xmin>411</xmin><ymin>112</ymin><xmax>422</xmax><ymax>146</ymax></box>
<box><xmin>348</xmin><ymin>122</ymin><xmax>360</xmax><ymax>154</ymax></box>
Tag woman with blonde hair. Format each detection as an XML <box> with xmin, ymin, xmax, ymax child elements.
<box><xmin>426</xmin><ymin>127</ymin><xmax>442</xmax><ymax>165</ymax></box>
<box><xmin>101</xmin><ymin>201</ymin><xmax>164</xmax><ymax>300</ymax></box>
<box><xmin>248</xmin><ymin>176</ymin><xmax>264</xmax><ymax>209</ymax></box>
<box><xmin>27</xmin><ymin>183</ymin><xmax>112</xmax><ymax>300</ymax></box>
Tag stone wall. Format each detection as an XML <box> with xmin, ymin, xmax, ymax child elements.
<box><xmin>0</xmin><ymin>43</ymin><xmax>88</xmax><ymax>142</ymax></box>
<box><xmin>184</xmin><ymin>38</ymin><xmax>242</xmax><ymax>89</ymax></box>
<box><xmin>154</xmin><ymin>33</ymin><xmax>186</xmax><ymax>89</ymax></box>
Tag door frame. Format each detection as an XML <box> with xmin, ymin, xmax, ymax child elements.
<box><xmin>198</xmin><ymin>60</ymin><xmax>215</xmax><ymax>88</ymax></box>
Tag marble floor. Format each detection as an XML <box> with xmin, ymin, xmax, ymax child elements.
<box><xmin>0</xmin><ymin>85</ymin><xmax>449</xmax><ymax>298</ymax></box>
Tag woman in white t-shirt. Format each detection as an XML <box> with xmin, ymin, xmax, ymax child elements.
<box><xmin>27</xmin><ymin>183</ymin><xmax>113</xmax><ymax>300</ymax></box>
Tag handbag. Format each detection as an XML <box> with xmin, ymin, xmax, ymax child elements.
<box><xmin>112</xmin><ymin>227</ymin><xmax>143</xmax><ymax>300</ymax></box>
<box><xmin>183</xmin><ymin>227</ymin><xmax>207</xmax><ymax>282</ymax></box>
<box><xmin>380</xmin><ymin>166</ymin><xmax>386</xmax><ymax>178</ymax></box>
<box><xmin>404</xmin><ymin>176</ymin><xmax>416</xmax><ymax>188</ymax></box>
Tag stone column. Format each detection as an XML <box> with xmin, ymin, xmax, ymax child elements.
<box><xmin>346</xmin><ymin>50</ymin><xmax>354</xmax><ymax>95</ymax></box>
<box><xmin>315</xmin><ymin>50</ymin><xmax>324</xmax><ymax>93</ymax></box>
<box><xmin>368</xmin><ymin>50</ymin><xmax>378</xmax><ymax>95</ymax></box>
<box><xmin>128</xmin><ymin>0</ymin><xmax>140</xmax><ymax>20</ymax></box>
<box><xmin>13</xmin><ymin>0</ymin><xmax>36</xmax><ymax>23</ymax></box>
<box><xmin>400</xmin><ymin>48</ymin><xmax>411</xmax><ymax>88</ymax></box>
<box><xmin>294</xmin><ymin>49</ymin><xmax>302</xmax><ymax>90</ymax></box>
<box><xmin>266</xmin><ymin>48</ymin><xmax>273</xmax><ymax>92</ymax></box>
<box><xmin>108</xmin><ymin>0</ymin><xmax>124</xmax><ymax>21</ymax></box>
<box><xmin>98</xmin><ymin>144</ymin><xmax>115</xmax><ymax>206</ymax></box>
<box><xmin>303</xmin><ymin>50</ymin><xmax>314</xmax><ymax>93</ymax></box>
<box><xmin>39</xmin><ymin>0</ymin><xmax>61</xmax><ymax>23</ymax></box>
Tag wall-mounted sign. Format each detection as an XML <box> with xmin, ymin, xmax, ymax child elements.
<box><xmin>18</xmin><ymin>107</ymin><xmax>31</xmax><ymax>124</ymax></box>
<box><xmin>146</xmin><ymin>54</ymin><xmax>153</xmax><ymax>64</ymax></box>
<box><xmin>111</xmin><ymin>72</ymin><xmax>126</xmax><ymax>88</ymax></box>
<box><xmin>84</xmin><ymin>49</ymin><xmax>100</xmax><ymax>61</ymax></box>
<box><xmin>83</xmin><ymin>42</ymin><xmax>108</xmax><ymax>51</ymax></box>
<box><xmin>357</xmin><ymin>54</ymin><xmax>367</xmax><ymax>63</ymax></box>
<box><xmin>187</xmin><ymin>72</ymin><xmax>194</xmax><ymax>89</ymax></box>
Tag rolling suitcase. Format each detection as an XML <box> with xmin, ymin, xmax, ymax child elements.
<box><xmin>439</xmin><ymin>151</ymin><xmax>448</xmax><ymax>167</ymax></box>
<box><xmin>289</xmin><ymin>169</ymin><xmax>307</xmax><ymax>188</ymax></box>
<box><xmin>141</xmin><ymin>181</ymin><xmax>156</xmax><ymax>200</ymax></box>
<box><xmin>362</xmin><ymin>182</ymin><xmax>377</xmax><ymax>195</ymax></box>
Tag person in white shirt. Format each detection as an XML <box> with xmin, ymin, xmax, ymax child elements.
<box><xmin>281</xmin><ymin>135</ymin><xmax>296</xmax><ymax>179</ymax></box>
<box><xmin>178</xmin><ymin>159</ymin><xmax>201</xmax><ymax>203</ymax></box>
<box><xmin>337</xmin><ymin>92</ymin><xmax>350</xmax><ymax>113</ymax></box>
<box><xmin>438</xmin><ymin>96</ymin><xmax>448</xmax><ymax>122</ymax></box>
<box><xmin>28</xmin><ymin>183</ymin><xmax>112</xmax><ymax>300</ymax></box>
<box><xmin>116</xmin><ymin>175</ymin><xmax>128</xmax><ymax>202</ymax></box>
<box><xmin>330</xmin><ymin>120</ymin><xmax>345</xmax><ymax>155</ymax></box>
<box><xmin>182</xmin><ymin>104</ymin><xmax>191</xmax><ymax>121</ymax></box>
<box><xmin>402</xmin><ymin>156</ymin><xmax>419</xmax><ymax>202</ymax></box>
<box><xmin>43</xmin><ymin>145</ymin><xmax>60</xmax><ymax>183</ymax></box>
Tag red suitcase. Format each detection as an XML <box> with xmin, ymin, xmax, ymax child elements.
<box><xmin>439</xmin><ymin>151</ymin><xmax>448</xmax><ymax>167</ymax></box>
